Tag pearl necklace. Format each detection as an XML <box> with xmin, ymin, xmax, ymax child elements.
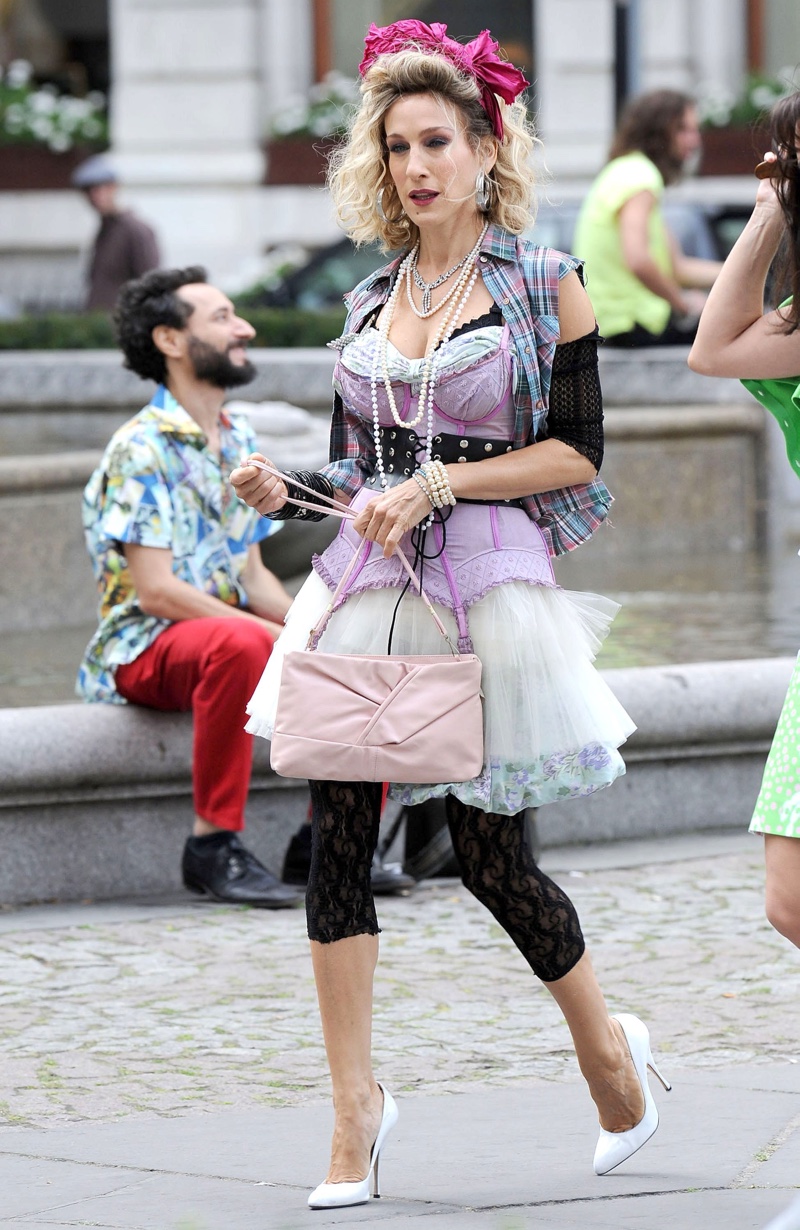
<box><xmin>411</xmin><ymin>249</ymin><xmax>470</xmax><ymax>315</ymax></box>
<box><xmin>370</xmin><ymin>221</ymin><xmax>488</xmax><ymax>522</ymax></box>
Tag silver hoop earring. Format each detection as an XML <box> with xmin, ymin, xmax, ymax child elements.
<box><xmin>475</xmin><ymin>168</ymin><xmax>491</xmax><ymax>213</ymax></box>
<box><xmin>375</xmin><ymin>186</ymin><xmax>405</xmax><ymax>223</ymax></box>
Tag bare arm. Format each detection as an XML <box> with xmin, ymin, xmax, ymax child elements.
<box><xmin>671</xmin><ymin>245</ymin><xmax>722</xmax><ymax>290</ymax></box>
<box><xmin>240</xmin><ymin>544</ymin><xmax>293</xmax><ymax>629</ymax></box>
<box><xmin>125</xmin><ymin>542</ymin><xmax>284</xmax><ymax>635</ymax></box>
<box><xmin>618</xmin><ymin>190</ymin><xmax>696</xmax><ymax>314</ymax></box>
<box><xmin>689</xmin><ymin>167</ymin><xmax>800</xmax><ymax>378</ymax></box>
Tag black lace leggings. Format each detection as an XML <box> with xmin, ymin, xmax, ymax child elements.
<box><xmin>306</xmin><ymin>780</ymin><xmax>585</xmax><ymax>982</ymax></box>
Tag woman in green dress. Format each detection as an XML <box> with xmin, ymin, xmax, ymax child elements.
<box><xmin>689</xmin><ymin>89</ymin><xmax>800</xmax><ymax>950</ymax></box>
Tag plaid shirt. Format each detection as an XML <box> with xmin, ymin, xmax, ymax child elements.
<box><xmin>321</xmin><ymin>222</ymin><xmax>612</xmax><ymax>556</ymax></box>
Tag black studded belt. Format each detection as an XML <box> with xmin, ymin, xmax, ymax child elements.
<box><xmin>375</xmin><ymin>425</ymin><xmax>515</xmax><ymax>474</ymax></box>
<box><xmin>370</xmin><ymin>426</ymin><xmax>523</xmax><ymax>507</ymax></box>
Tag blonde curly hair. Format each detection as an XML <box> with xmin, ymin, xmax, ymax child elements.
<box><xmin>327</xmin><ymin>47</ymin><xmax>538</xmax><ymax>251</ymax></box>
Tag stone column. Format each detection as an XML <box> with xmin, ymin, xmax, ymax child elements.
<box><xmin>534</xmin><ymin>0</ymin><xmax>615</xmax><ymax>183</ymax></box>
<box><xmin>534</xmin><ymin>0</ymin><xmax>747</xmax><ymax>185</ymax></box>
<box><xmin>109</xmin><ymin>0</ymin><xmax>268</xmax><ymax>288</ymax></box>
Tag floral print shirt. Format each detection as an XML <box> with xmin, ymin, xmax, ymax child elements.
<box><xmin>77</xmin><ymin>385</ymin><xmax>275</xmax><ymax>703</ymax></box>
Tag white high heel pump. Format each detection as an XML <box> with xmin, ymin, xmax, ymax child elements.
<box><xmin>308</xmin><ymin>1083</ymin><xmax>398</xmax><ymax>1209</ymax></box>
<box><xmin>593</xmin><ymin>1013</ymin><xmax>671</xmax><ymax>1176</ymax></box>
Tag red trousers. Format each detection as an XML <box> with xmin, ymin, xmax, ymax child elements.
<box><xmin>115</xmin><ymin>618</ymin><xmax>274</xmax><ymax>831</ymax></box>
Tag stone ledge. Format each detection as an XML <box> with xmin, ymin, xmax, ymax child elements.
<box><xmin>0</xmin><ymin>349</ymin><xmax>338</xmax><ymax>411</ymax></box>
<box><xmin>603</xmin><ymin>404</ymin><xmax>763</xmax><ymax>437</ymax></box>
<box><xmin>0</xmin><ymin>404</ymin><xmax>764</xmax><ymax>497</ymax></box>
<box><xmin>0</xmin><ymin>657</ymin><xmax>792</xmax><ymax>905</ymax></box>
<box><xmin>597</xmin><ymin>346</ymin><xmax>748</xmax><ymax>405</ymax></box>
<box><xmin>0</xmin><ymin>704</ymin><xmax>308</xmax><ymax>907</ymax></box>
<box><xmin>0</xmin><ymin>346</ymin><xmax>753</xmax><ymax>412</ymax></box>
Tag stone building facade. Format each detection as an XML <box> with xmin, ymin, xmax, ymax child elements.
<box><xmin>1</xmin><ymin>0</ymin><xmax>797</xmax><ymax>297</ymax></box>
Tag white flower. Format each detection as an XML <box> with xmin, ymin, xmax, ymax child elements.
<box><xmin>30</xmin><ymin>90</ymin><xmax>58</xmax><ymax>114</ymax></box>
<box><xmin>6</xmin><ymin>59</ymin><xmax>32</xmax><ymax>89</ymax></box>
<box><xmin>48</xmin><ymin>132</ymin><xmax>71</xmax><ymax>151</ymax></box>
<box><xmin>751</xmin><ymin>84</ymin><xmax>781</xmax><ymax>109</ymax></box>
<box><xmin>698</xmin><ymin>90</ymin><xmax>735</xmax><ymax>127</ymax></box>
<box><xmin>30</xmin><ymin>116</ymin><xmax>54</xmax><ymax>139</ymax></box>
<box><xmin>310</xmin><ymin>113</ymin><xmax>335</xmax><ymax>136</ymax></box>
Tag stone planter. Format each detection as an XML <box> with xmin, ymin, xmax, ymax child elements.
<box><xmin>699</xmin><ymin>124</ymin><xmax>771</xmax><ymax>176</ymax></box>
<box><xmin>0</xmin><ymin>144</ymin><xmax>103</xmax><ymax>190</ymax></box>
<box><xmin>263</xmin><ymin>137</ymin><xmax>341</xmax><ymax>185</ymax></box>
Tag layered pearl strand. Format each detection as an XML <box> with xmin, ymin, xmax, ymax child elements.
<box><xmin>371</xmin><ymin>220</ymin><xmax>488</xmax><ymax>482</ymax></box>
<box><xmin>370</xmin><ymin>228</ymin><xmax>488</xmax><ymax>527</ymax></box>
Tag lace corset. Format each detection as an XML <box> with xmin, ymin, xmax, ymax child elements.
<box><xmin>334</xmin><ymin>323</ymin><xmax>517</xmax><ymax>440</ymax></box>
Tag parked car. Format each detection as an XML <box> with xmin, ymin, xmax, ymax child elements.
<box><xmin>245</xmin><ymin>198</ymin><xmax>753</xmax><ymax>310</ymax></box>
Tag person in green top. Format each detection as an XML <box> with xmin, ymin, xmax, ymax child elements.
<box><xmin>574</xmin><ymin>89</ymin><xmax>721</xmax><ymax>345</ymax></box>
<box><xmin>689</xmin><ymin>88</ymin><xmax>800</xmax><ymax>954</ymax></box>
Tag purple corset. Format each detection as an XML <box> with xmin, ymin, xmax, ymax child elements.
<box><xmin>334</xmin><ymin>323</ymin><xmax>517</xmax><ymax>440</ymax></box>
<box><xmin>314</xmin><ymin>492</ymin><xmax>555</xmax><ymax>651</ymax></box>
<box><xmin>317</xmin><ymin>324</ymin><xmax>554</xmax><ymax>649</ymax></box>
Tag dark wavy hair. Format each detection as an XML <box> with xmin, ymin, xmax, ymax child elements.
<box><xmin>114</xmin><ymin>266</ymin><xmax>207</xmax><ymax>383</ymax></box>
<box><xmin>609</xmin><ymin>88</ymin><xmax>696</xmax><ymax>186</ymax></box>
<box><xmin>768</xmin><ymin>90</ymin><xmax>800</xmax><ymax>333</ymax></box>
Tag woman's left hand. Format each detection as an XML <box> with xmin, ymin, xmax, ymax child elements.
<box><xmin>352</xmin><ymin>479</ymin><xmax>432</xmax><ymax>558</ymax></box>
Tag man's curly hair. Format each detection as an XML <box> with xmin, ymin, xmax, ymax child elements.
<box><xmin>114</xmin><ymin>266</ymin><xmax>207</xmax><ymax>383</ymax></box>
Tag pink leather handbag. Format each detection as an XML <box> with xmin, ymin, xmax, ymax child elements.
<box><xmin>248</xmin><ymin>462</ymin><xmax>484</xmax><ymax>784</ymax></box>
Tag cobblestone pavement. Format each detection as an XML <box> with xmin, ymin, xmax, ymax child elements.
<box><xmin>0</xmin><ymin>837</ymin><xmax>798</xmax><ymax>1130</ymax></box>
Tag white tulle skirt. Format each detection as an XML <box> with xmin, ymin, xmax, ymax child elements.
<box><xmin>246</xmin><ymin>569</ymin><xmax>635</xmax><ymax>816</ymax></box>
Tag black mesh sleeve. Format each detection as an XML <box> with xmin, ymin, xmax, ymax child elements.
<box><xmin>267</xmin><ymin>470</ymin><xmax>338</xmax><ymax>522</ymax></box>
<box><xmin>545</xmin><ymin>326</ymin><xmax>604</xmax><ymax>472</ymax></box>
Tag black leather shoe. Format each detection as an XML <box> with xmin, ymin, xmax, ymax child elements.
<box><xmin>370</xmin><ymin>853</ymin><xmax>416</xmax><ymax>896</ymax></box>
<box><xmin>281</xmin><ymin>825</ymin><xmax>416</xmax><ymax>895</ymax></box>
<box><xmin>182</xmin><ymin>833</ymin><xmax>303</xmax><ymax>909</ymax></box>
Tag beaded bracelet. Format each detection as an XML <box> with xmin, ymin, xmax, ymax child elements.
<box><xmin>420</xmin><ymin>460</ymin><xmax>456</xmax><ymax>508</ymax></box>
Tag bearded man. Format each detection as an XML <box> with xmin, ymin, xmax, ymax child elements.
<box><xmin>77</xmin><ymin>266</ymin><xmax>302</xmax><ymax>908</ymax></box>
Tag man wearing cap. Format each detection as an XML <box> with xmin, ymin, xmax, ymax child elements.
<box><xmin>72</xmin><ymin>154</ymin><xmax>161</xmax><ymax>311</ymax></box>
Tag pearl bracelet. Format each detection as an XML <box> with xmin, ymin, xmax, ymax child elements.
<box><xmin>420</xmin><ymin>460</ymin><xmax>456</xmax><ymax>508</ymax></box>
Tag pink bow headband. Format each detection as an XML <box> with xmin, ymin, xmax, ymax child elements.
<box><xmin>358</xmin><ymin>20</ymin><xmax>529</xmax><ymax>142</ymax></box>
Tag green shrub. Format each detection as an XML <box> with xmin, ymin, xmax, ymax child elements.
<box><xmin>243</xmin><ymin>306</ymin><xmax>347</xmax><ymax>347</ymax></box>
<box><xmin>0</xmin><ymin>312</ymin><xmax>117</xmax><ymax>349</ymax></box>
<box><xmin>0</xmin><ymin>306</ymin><xmax>347</xmax><ymax>350</ymax></box>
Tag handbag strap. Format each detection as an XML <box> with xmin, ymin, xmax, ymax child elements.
<box><xmin>244</xmin><ymin>459</ymin><xmax>459</xmax><ymax>654</ymax></box>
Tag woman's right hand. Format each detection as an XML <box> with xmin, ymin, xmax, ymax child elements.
<box><xmin>230</xmin><ymin>453</ymin><xmax>288</xmax><ymax>515</ymax></box>
<box><xmin>755</xmin><ymin>152</ymin><xmax>781</xmax><ymax>208</ymax></box>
